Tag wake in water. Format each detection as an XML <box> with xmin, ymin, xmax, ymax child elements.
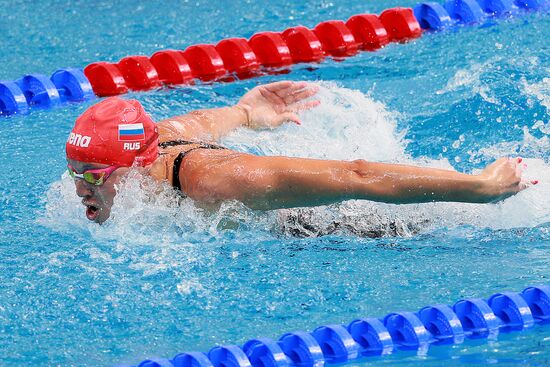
<box><xmin>39</xmin><ymin>83</ymin><xmax>550</xmax><ymax>242</ymax></box>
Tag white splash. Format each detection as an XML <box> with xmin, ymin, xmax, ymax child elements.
<box><xmin>222</xmin><ymin>82</ymin><xmax>408</xmax><ymax>163</ymax></box>
<box><xmin>39</xmin><ymin>170</ymin><xmax>270</xmax><ymax>244</ymax></box>
<box><xmin>521</xmin><ymin>74</ymin><xmax>550</xmax><ymax>116</ymax></box>
<box><xmin>475</xmin><ymin>126</ymin><xmax>550</xmax><ymax>161</ymax></box>
<box><xmin>436</xmin><ymin>59</ymin><xmax>501</xmax><ymax>105</ymax></box>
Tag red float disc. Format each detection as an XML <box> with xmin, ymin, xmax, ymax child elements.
<box><xmin>118</xmin><ymin>56</ymin><xmax>161</xmax><ymax>91</ymax></box>
<box><xmin>83</xmin><ymin>62</ymin><xmax>128</xmax><ymax>97</ymax></box>
<box><xmin>249</xmin><ymin>32</ymin><xmax>292</xmax><ymax>67</ymax></box>
<box><xmin>281</xmin><ymin>26</ymin><xmax>324</xmax><ymax>63</ymax></box>
<box><xmin>379</xmin><ymin>7</ymin><xmax>422</xmax><ymax>42</ymax></box>
<box><xmin>150</xmin><ymin>50</ymin><xmax>193</xmax><ymax>85</ymax></box>
<box><xmin>182</xmin><ymin>44</ymin><xmax>227</xmax><ymax>81</ymax></box>
<box><xmin>313</xmin><ymin>20</ymin><xmax>359</xmax><ymax>57</ymax></box>
<box><xmin>346</xmin><ymin>14</ymin><xmax>389</xmax><ymax>50</ymax></box>
<box><xmin>215</xmin><ymin>38</ymin><xmax>260</xmax><ymax>75</ymax></box>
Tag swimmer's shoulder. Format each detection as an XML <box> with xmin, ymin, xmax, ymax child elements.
<box><xmin>157</xmin><ymin>118</ymin><xmax>193</xmax><ymax>141</ymax></box>
<box><xmin>157</xmin><ymin>117</ymin><xmax>217</xmax><ymax>143</ymax></box>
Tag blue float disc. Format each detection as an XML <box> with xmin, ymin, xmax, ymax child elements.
<box><xmin>383</xmin><ymin>312</ymin><xmax>432</xmax><ymax>349</ymax></box>
<box><xmin>51</xmin><ymin>68</ymin><xmax>95</xmax><ymax>102</ymax></box>
<box><xmin>278</xmin><ymin>332</ymin><xmax>324</xmax><ymax>367</ymax></box>
<box><xmin>138</xmin><ymin>358</ymin><xmax>176</xmax><ymax>367</ymax></box>
<box><xmin>521</xmin><ymin>286</ymin><xmax>550</xmax><ymax>322</ymax></box>
<box><xmin>311</xmin><ymin>324</ymin><xmax>359</xmax><ymax>363</ymax></box>
<box><xmin>0</xmin><ymin>81</ymin><xmax>28</xmax><ymax>115</ymax></box>
<box><xmin>488</xmin><ymin>291</ymin><xmax>535</xmax><ymax>330</ymax></box>
<box><xmin>418</xmin><ymin>304</ymin><xmax>464</xmax><ymax>343</ymax></box>
<box><xmin>15</xmin><ymin>74</ymin><xmax>60</xmax><ymax>108</ymax></box>
<box><xmin>453</xmin><ymin>298</ymin><xmax>500</xmax><ymax>336</ymax></box>
<box><xmin>208</xmin><ymin>345</ymin><xmax>251</xmax><ymax>367</ymax></box>
<box><xmin>414</xmin><ymin>2</ymin><xmax>453</xmax><ymax>29</ymax></box>
<box><xmin>172</xmin><ymin>352</ymin><xmax>213</xmax><ymax>367</ymax></box>
<box><xmin>242</xmin><ymin>338</ymin><xmax>289</xmax><ymax>367</ymax></box>
<box><xmin>347</xmin><ymin>318</ymin><xmax>393</xmax><ymax>356</ymax></box>
<box><xmin>444</xmin><ymin>0</ymin><xmax>485</xmax><ymax>23</ymax></box>
<box><xmin>477</xmin><ymin>0</ymin><xmax>515</xmax><ymax>15</ymax></box>
<box><xmin>514</xmin><ymin>0</ymin><xmax>547</xmax><ymax>9</ymax></box>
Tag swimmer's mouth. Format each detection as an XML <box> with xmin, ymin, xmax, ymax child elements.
<box><xmin>83</xmin><ymin>201</ymin><xmax>100</xmax><ymax>221</ymax></box>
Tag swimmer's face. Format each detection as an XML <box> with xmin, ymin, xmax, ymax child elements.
<box><xmin>67</xmin><ymin>159</ymin><xmax>129</xmax><ymax>224</ymax></box>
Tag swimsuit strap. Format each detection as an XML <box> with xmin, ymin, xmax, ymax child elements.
<box><xmin>158</xmin><ymin>139</ymin><xmax>223</xmax><ymax>150</ymax></box>
<box><xmin>163</xmin><ymin>140</ymin><xmax>227</xmax><ymax>191</ymax></box>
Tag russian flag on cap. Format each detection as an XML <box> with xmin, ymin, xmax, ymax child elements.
<box><xmin>118</xmin><ymin>123</ymin><xmax>145</xmax><ymax>141</ymax></box>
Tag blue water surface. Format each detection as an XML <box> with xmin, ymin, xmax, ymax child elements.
<box><xmin>0</xmin><ymin>1</ymin><xmax>549</xmax><ymax>366</ymax></box>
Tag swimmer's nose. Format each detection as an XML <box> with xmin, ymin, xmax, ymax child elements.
<box><xmin>74</xmin><ymin>179</ymin><xmax>94</xmax><ymax>198</ymax></box>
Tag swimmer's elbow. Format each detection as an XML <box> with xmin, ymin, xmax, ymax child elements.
<box><xmin>348</xmin><ymin>159</ymin><xmax>408</xmax><ymax>203</ymax></box>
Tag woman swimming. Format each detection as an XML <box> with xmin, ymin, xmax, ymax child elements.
<box><xmin>65</xmin><ymin>81</ymin><xmax>536</xmax><ymax>224</ymax></box>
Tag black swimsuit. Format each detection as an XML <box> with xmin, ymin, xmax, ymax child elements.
<box><xmin>158</xmin><ymin>140</ymin><xmax>226</xmax><ymax>191</ymax></box>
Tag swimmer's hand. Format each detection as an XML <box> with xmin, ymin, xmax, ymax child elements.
<box><xmin>478</xmin><ymin>157</ymin><xmax>538</xmax><ymax>202</ymax></box>
<box><xmin>237</xmin><ymin>81</ymin><xmax>320</xmax><ymax>129</ymax></box>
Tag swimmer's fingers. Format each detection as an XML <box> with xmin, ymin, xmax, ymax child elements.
<box><xmin>514</xmin><ymin>158</ymin><xmax>523</xmax><ymax>177</ymax></box>
<box><xmin>273</xmin><ymin>83</ymin><xmax>318</xmax><ymax>104</ymax></box>
<box><xmin>518</xmin><ymin>180</ymin><xmax>529</xmax><ymax>191</ymax></box>
<box><xmin>265</xmin><ymin>81</ymin><xmax>306</xmax><ymax>101</ymax></box>
<box><xmin>286</xmin><ymin>85</ymin><xmax>320</xmax><ymax>104</ymax></box>
<box><xmin>261</xmin><ymin>81</ymin><xmax>295</xmax><ymax>92</ymax></box>
<box><xmin>514</xmin><ymin>157</ymin><xmax>539</xmax><ymax>191</ymax></box>
<box><xmin>258</xmin><ymin>86</ymin><xmax>286</xmax><ymax>106</ymax></box>
<box><xmin>512</xmin><ymin>158</ymin><xmax>526</xmax><ymax>191</ymax></box>
<box><xmin>288</xmin><ymin>100</ymin><xmax>321</xmax><ymax>113</ymax></box>
<box><xmin>275</xmin><ymin>112</ymin><xmax>301</xmax><ymax>125</ymax></box>
<box><xmin>519</xmin><ymin>179</ymin><xmax>540</xmax><ymax>191</ymax></box>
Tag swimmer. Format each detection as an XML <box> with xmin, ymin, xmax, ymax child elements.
<box><xmin>65</xmin><ymin>81</ymin><xmax>537</xmax><ymax>223</ymax></box>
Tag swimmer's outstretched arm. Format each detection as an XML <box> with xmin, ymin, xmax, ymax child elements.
<box><xmin>181</xmin><ymin>151</ymin><xmax>535</xmax><ymax>209</ymax></box>
<box><xmin>159</xmin><ymin>81</ymin><xmax>319</xmax><ymax>141</ymax></box>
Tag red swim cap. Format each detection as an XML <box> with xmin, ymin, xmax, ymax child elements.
<box><xmin>66</xmin><ymin>97</ymin><xmax>159</xmax><ymax>167</ymax></box>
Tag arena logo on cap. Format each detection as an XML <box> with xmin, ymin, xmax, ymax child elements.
<box><xmin>67</xmin><ymin>133</ymin><xmax>91</xmax><ymax>148</ymax></box>
<box><xmin>118</xmin><ymin>123</ymin><xmax>145</xmax><ymax>141</ymax></box>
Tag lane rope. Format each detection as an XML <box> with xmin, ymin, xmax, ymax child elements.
<box><xmin>1</xmin><ymin>0</ymin><xmax>547</xmax><ymax>116</ymax></box>
<box><xmin>120</xmin><ymin>285</ymin><xmax>550</xmax><ymax>367</ymax></box>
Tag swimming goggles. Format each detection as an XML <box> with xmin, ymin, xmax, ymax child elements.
<box><xmin>67</xmin><ymin>164</ymin><xmax>119</xmax><ymax>186</ymax></box>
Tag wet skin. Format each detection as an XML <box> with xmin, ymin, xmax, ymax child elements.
<box><xmin>67</xmin><ymin>159</ymin><xmax>129</xmax><ymax>224</ymax></box>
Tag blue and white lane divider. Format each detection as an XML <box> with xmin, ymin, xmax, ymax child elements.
<box><xmin>414</xmin><ymin>0</ymin><xmax>549</xmax><ymax>31</ymax></box>
<box><xmin>118</xmin><ymin>285</ymin><xmax>550</xmax><ymax>367</ymax></box>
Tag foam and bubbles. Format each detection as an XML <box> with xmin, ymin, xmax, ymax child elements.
<box><xmin>40</xmin><ymin>83</ymin><xmax>550</xmax><ymax>242</ymax></box>
<box><xmin>436</xmin><ymin>58</ymin><xmax>502</xmax><ymax>105</ymax></box>
<box><xmin>39</xmin><ymin>170</ymin><xmax>273</xmax><ymax>245</ymax></box>
<box><xmin>222</xmin><ymin>82</ymin><xmax>408</xmax><ymax>162</ymax></box>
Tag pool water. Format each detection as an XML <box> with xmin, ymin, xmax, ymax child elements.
<box><xmin>1</xmin><ymin>1</ymin><xmax>549</xmax><ymax>366</ymax></box>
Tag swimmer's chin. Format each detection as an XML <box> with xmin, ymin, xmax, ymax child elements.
<box><xmin>85</xmin><ymin>205</ymin><xmax>110</xmax><ymax>224</ymax></box>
